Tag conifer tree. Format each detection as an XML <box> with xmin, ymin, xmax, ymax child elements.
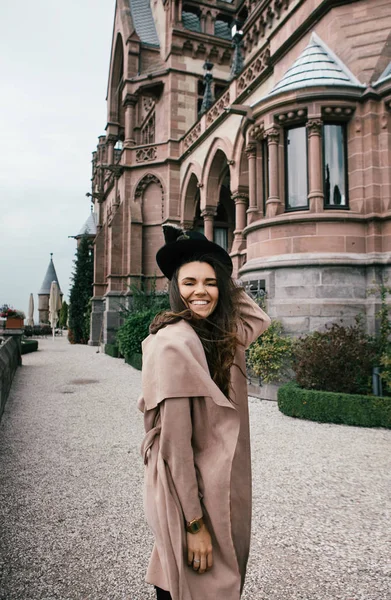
<box><xmin>68</xmin><ymin>234</ymin><xmax>93</xmax><ymax>344</ymax></box>
<box><xmin>59</xmin><ymin>299</ymin><xmax>68</xmax><ymax>328</ymax></box>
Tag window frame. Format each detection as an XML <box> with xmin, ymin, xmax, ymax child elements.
<box><xmin>284</xmin><ymin>125</ymin><xmax>309</xmax><ymax>212</ymax></box>
<box><xmin>322</xmin><ymin>122</ymin><xmax>349</xmax><ymax>210</ymax></box>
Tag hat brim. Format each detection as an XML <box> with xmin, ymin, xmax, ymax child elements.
<box><xmin>156</xmin><ymin>238</ymin><xmax>233</xmax><ymax>280</ymax></box>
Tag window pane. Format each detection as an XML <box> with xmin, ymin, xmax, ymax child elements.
<box><xmin>214</xmin><ymin>228</ymin><xmax>228</xmax><ymax>250</ymax></box>
<box><xmin>324</xmin><ymin>125</ymin><xmax>347</xmax><ymax>206</ymax></box>
<box><xmin>286</xmin><ymin>127</ymin><xmax>308</xmax><ymax>209</ymax></box>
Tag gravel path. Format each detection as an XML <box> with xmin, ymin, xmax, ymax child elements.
<box><xmin>0</xmin><ymin>336</ymin><xmax>390</xmax><ymax>600</ymax></box>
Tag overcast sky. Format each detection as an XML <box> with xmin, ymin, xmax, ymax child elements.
<box><xmin>0</xmin><ymin>0</ymin><xmax>115</xmax><ymax>320</ymax></box>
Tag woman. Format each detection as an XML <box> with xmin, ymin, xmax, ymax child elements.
<box><xmin>138</xmin><ymin>226</ymin><xmax>271</xmax><ymax>600</ymax></box>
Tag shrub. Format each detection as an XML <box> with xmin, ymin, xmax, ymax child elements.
<box><xmin>105</xmin><ymin>344</ymin><xmax>120</xmax><ymax>358</ymax></box>
<box><xmin>380</xmin><ymin>348</ymin><xmax>391</xmax><ymax>395</ymax></box>
<box><xmin>247</xmin><ymin>320</ymin><xmax>293</xmax><ymax>383</ymax></box>
<box><xmin>21</xmin><ymin>340</ymin><xmax>39</xmax><ymax>354</ymax></box>
<box><xmin>24</xmin><ymin>325</ymin><xmax>52</xmax><ymax>337</ymax></box>
<box><xmin>117</xmin><ymin>308</ymin><xmax>157</xmax><ymax>359</ymax></box>
<box><xmin>293</xmin><ymin>322</ymin><xmax>376</xmax><ymax>395</ymax></box>
<box><xmin>59</xmin><ymin>300</ymin><xmax>68</xmax><ymax>329</ymax></box>
<box><xmin>278</xmin><ymin>382</ymin><xmax>391</xmax><ymax>429</ymax></box>
<box><xmin>125</xmin><ymin>353</ymin><xmax>142</xmax><ymax>370</ymax></box>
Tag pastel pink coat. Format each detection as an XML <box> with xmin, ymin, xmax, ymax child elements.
<box><xmin>138</xmin><ymin>292</ymin><xmax>271</xmax><ymax>600</ymax></box>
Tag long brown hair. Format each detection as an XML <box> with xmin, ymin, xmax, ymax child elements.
<box><xmin>150</xmin><ymin>255</ymin><xmax>242</xmax><ymax>397</ymax></box>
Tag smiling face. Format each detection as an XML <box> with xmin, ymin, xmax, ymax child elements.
<box><xmin>178</xmin><ymin>261</ymin><xmax>219</xmax><ymax>319</ymax></box>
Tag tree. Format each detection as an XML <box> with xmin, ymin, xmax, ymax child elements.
<box><xmin>68</xmin><ymin>235</ymin><xmax>93</xmax><ymax>344</ymax></box>
<box><xmin>59</xmin><ymin>299</ymin><xmax>68</xmax><ymax>328</ymax></box>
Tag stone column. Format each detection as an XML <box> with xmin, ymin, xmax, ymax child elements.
<box><xmin>306</xmin><ymin>119</ymin><xmax>324</xmax><ymax>213</ymax></box>
<box><xmin>265</xmin><ymin>127</ymin><xmax>282</xmax><ymax>218</ymax></box>
<box><xmin>106</xmin><ymin>135</ymin><xmax>116</xmax><ymax>165</ymax></box>
<box><xmin>245</xmin><ymin>143</ymin><xmax>258</xmax><ymax>222</ymax></box>
<box><xmin>231</xmin><ymin>192</ymin><xmax>248</xmax><ymax>252</ymax></box>
<box><xmin>124</xmin><ymin>94</ymin><xmax>137</xmax><ymax>147</ymax></box>
<box><xmin>201</xmin><ymin>207</ymin><xmax>217</xmax><ymax>241</ymax></box>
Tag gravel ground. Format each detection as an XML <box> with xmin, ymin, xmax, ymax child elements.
<box><xmin>0</xmin><ymin>336</ymin><xmax>390</xmax><ymax>600</ymax></box>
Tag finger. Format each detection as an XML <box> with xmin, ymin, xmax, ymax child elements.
<box><xmin>187</xmin><ymin>549</ymin><xmax>193</xmax><ymax>567</ymax></box>
<box><xmin>199</xmin><ymin>554</ymin><xmax>207</xmax><ymax>574</ymax></box>
<box><xmin>192</xmin><ymin>555</ymin><xmax>201</xmax><ymax>571</ymax></box>
<box><xmin>207</xmin><ymin>550</ymin><xmax>213</xmax><ymax>570</ymax></box>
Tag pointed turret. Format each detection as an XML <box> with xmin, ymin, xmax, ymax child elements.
<box><xmin>38</xmin><ymin>254</ymin><xmax>63</xmax><ymax>324</ymax></box>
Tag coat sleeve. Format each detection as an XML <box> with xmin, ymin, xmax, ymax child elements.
<box><xmin>159</xmin><ymin>397</ymin><xmax>203</xmax><ymax>525</ymax></box>
<box><xmin>236</xmin><ymin>289</ymin><xmax>271</xmax><ymax>349</ymax></box>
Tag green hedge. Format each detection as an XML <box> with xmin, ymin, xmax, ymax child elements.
<box><xmin>105</xmin><ymin>344</ymin><xmax>120</xmax><ymax>358</ymax></box>
<box><xmin>21</xmin><ymin>339</ymin><xmax>38</xmax><ymax>355</ymax></box>
<box><xmin>278</xmin><ymin>382</ymin><xmax>391</xmax><ymax>429</ymax></box>
<box><xmin>125</xmin><ymin>353</ymin><xmax>142</xmax><ymax>371</ymax></box>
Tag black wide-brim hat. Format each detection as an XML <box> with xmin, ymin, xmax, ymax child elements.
<box><xmin>156</xmin><ymin>225</ymin><xmax>233</xmax><ymax>280</ymax></box>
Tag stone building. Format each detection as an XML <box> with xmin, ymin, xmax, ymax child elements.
<box><xmin>88</xmin><ymin>0</ymin><xmax>391</xmax><ymax>346</ymax></box>
<box><xmin>38</xmin><ymin>255</ymin><xmax>63</xmax><ymax>324</ymax></box>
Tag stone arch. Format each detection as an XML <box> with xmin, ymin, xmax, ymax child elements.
<box><xmin>180</xmin><ymin>163</ymin><xmax>202</xmax><ymax>227</ymax></box>
<box><xmin>133</xmin><ymin>173</ymin><xmax>165</xmax><ymax>285</ymax></box>
<box><xmin>202</xmin><ymin>137</ymin><xmax>233</xmax><ymax>210</ymax></box>
<box><xmin>108</xmin><ymin>33</ymin><xmax>124</xmax><ymax>125</ymax></box>
<box><xmin>134</xmin><ymin>173</ymin><xmax>165</xmax><ymax>203</ymax></box>
<box><xmin>231</xmin><ymin>129</ymin><xmax>249</xmax><ymax>194</ymax></box>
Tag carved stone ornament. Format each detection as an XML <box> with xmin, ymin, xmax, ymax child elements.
<box><xmin>201</xmin><ymin>206</ymin><xmax>217</xmax><ymax>219</ymax></box>
<box><xmin>135</xmin><ymin>146</ymin><xmax>157</xmax><ymax>163</ymax></box>
<box><xmin>245</xmin><ymin>143</ymin><xmax>257</xmax><ymax>159</ymax></box>
<box><xmin>276</xmin><ymin>108</ymin><xmax>307</xmax><ymax>123</ymax></box>
<box><xmin>231</xmin><ymin>192</ymin><xmax>249</xmax><ymax>204</ymax></box>
<box><xmin>306</xmin><ymin>119</ymin><xmax>323</xmax><ymax>135</ymax></box>
<box><xmin>206</xmin><ymin>89</ymin><xmax>231</xmax><ymax>126</ymax></box>
<box><xmin>237</xmin><ymin>45</ymin><xmax>271</xmax><ymax>93</ymax></box>
<box><xmin>322</xmin><ymin>106</ymin><xmax>354</xmax><ymax>119</ymax></box>
<box><xmin>265</xmin><ymin>127</ymin><xmax>280</xmax><ymax>144</ymax></box>
<box><xmin>134</xmin><ymin>173</ymin><xmax>164</xmax><ymax>200</ymax></box>
<box><xmin>184</xmin><ymin>123</ymin><xmax>202</xmax><ymax>150</ymax></box>
<box><xmin>249</xmin><ymin>122</ymin><xmax>264</xmax><ymax>141</ymax></box>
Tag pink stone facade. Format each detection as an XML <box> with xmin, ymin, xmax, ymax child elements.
<box><xmin>89</xmin><ymin>0</ymin><xmax>391</xmax><ymax>345</ymax></box>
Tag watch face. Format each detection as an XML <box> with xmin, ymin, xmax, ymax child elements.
<box><xmin>190</xmin><ymin>521</ymin><xmax>201</xmax><ymax>534</ymax></box>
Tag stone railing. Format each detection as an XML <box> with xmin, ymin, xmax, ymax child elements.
<box><xmin>242</xmin><ymin>0</ymin><xmax>290</xmax><ymax>58</ymax></box>
<box><xmin>0</xmin><ymin>337</ymin><xmax>20</xmax><ymax>421</ymax></box>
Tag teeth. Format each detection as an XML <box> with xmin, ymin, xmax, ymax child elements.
<box><xmin>191</xmin><ymin>301</ymin><xmax>208</xmax><ymax>305</ymax></box>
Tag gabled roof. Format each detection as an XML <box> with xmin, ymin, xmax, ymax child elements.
<box><xmin>39</xmin><ymin>257</ymin><xmax>62</xmax><ymax>295</ymax></box>
<box><xmin>269</xmin><ymin>32</ymin><xmax>365</xmax><ymax>97</ymax></box>
<box><xmin>129</xmin><ymin>0</ymin><xmax>159</xmax><ymax>47</ymax></box>
<box><xmin>76</xmin><ymin>212</ymin><xmax>98</xmax><ymax>238</ymax></box>
<box><xmin>373</xmin><ymin>62</ymin><xmax>391</xmax><ymax>87</ymax></box>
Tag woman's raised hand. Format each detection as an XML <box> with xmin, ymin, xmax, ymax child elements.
<box><xmin>187</xmin><ymin>524</ymin><xmax>213</xmax><ymax>574</ymax></box>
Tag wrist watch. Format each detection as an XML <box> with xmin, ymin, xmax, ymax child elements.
<box><xmin>186</xmin><ymin>517</ymin><xmax>204</xmax><ymax>534</ymax></box>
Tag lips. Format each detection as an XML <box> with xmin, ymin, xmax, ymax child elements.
<box><xmin>190</xmin><ymin>300</ymin><xmax>209</xmax><ymax>306</ymax></box>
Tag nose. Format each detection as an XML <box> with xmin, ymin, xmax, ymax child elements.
<box><xmin>194</xmin><ymin>283</ymin><xmax>207</xmax><ymax>296</ymax></box>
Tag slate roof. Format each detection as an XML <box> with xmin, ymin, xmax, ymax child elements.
<box><xmin>373</xmin><ymin>62</ymin><xmax>391</xmax><ymax>86</ymax></box>
<box><xmin>39</xmin><ymin>258</ymin><xmax>62</xmax><ymax>295</ymax></box>
<box><xmin>129</xmin><ymin>0</ymin><xmax>160</xmax><ymax>47</ymax></box>
<box><xmin>215</xmin><ymin>19</ymin><xmax>231</xmax><ymax>40</ymax></box>
<box><xmin>76</xmin><ymin>211</ymin><xmax>98</xmax><ymax>238</ymax></box>
<box><xmin>269</xmin><ymin>32</ymin><xmax>365</xmax><ymax>97</ymax></box>
<box><xmin>182</xmin><ymin>11</ymin><xmax>201</xmax><ymax>33</ymax></box>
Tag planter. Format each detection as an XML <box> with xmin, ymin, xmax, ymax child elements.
<box><xmin>5</xmin><ymin>318</ymin><xmax>24</xmax><ymax>329</ymax></box>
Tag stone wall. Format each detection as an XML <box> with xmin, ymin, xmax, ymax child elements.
<box><xmin>241</xmin><ymin>264</ymin><xmax>391</xmax><ymax>337</ymax></box>
<box><xmin>0</xmin><ymin>337</ymin><xmax>20</xmax><ymax>421</ymax></box>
